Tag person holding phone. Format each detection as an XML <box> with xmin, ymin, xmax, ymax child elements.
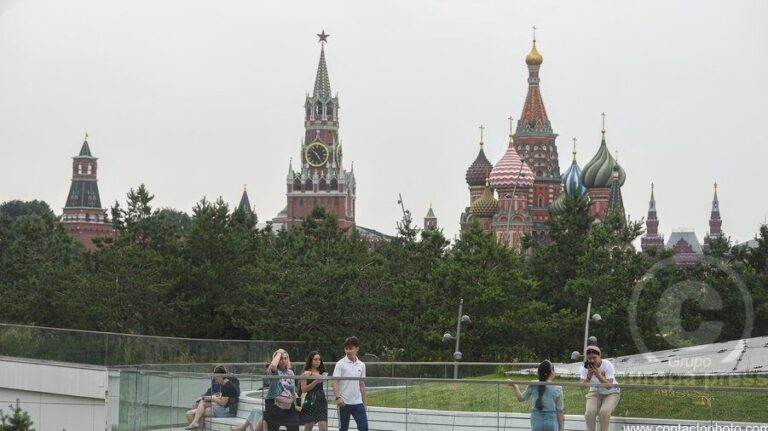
<box><xmin>510</xmin><ymin>360</ymin><xmax>564</xmax><ymax>431</ymax></box>
<box><xmin>299</xmin><ymin>351</ymin><xmax>328</xmax><ymax>431</ymax></box>
<box><xmin>192</xmin><ymin>379</ymin><xmax>221</xmax><ymax>410</ymax></box>
<box><xmin>332</xmin><ymin>336</ymin><xmax>368</xmax><ymax>431</ymax></box>
<box><xmin>579</xmin><ymin>345</ymin><xmax>620</xmax><ymax>431</ymax></box>
<box><xmin>185</xmin><ymin>365</ymin><xmax>238</xmax><ymax>429</ymax></box>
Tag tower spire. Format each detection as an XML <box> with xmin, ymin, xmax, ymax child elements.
<box><xmin>606</xmin><ymin>164</ymin><xmax>625</xmax><ymax>218</ymax></box>
<box><xmin>709</xmin><ymin>182</ymin><xmax>722</xmax><ymax>237</ymax></box>
<box><xmin>238</xmin><ymin>185</ymin><xmax>253</xmax><ymax>214</ymax></box>
<box><xmin>79</xmin><ymin>131</ymin><xmax>93</xmax><ymax>157</ymax></box>
<box><xmin>641</xmin><ymin>182</ymin><xmax>664</xmax><ymax>252</ymax></box>
<box><xmin>313</xmin><ymin>31</ymin><xmax>332</xmax><ymax>99</ymax></box>
<box><xmin>518</xmin><ymin>29</ymin><xmax>550</xmax><ymax>136</ymax></box>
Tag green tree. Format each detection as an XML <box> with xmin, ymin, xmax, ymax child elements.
<box><xmin>0</xmin><ymin>200</ymin><xmax>54</xmax><ymax>220</ymax></box>
<box><xmin>0</xmin><ymin>400</ymin><xmax>35</xmax><ymax>431</ymax></box>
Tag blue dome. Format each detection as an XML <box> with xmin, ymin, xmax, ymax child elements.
<box><xmin>562</xmin><ymin>159</ymin><xmax>588</xmax><ymax>198</ymax></box>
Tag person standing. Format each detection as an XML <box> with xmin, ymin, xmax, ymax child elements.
<box><xmin>510</xmin><ymin>360</ymin><xmax>564</xmax><ymax>431</ymax></box>
<box><xmin>263</xmin><ymin>349</ymin><xmax>300</xmax><ymax>431</ymax></box>
<box><xmin>299</xmin><ymin>351</ymin><xmax>328</xmax><ymax>431</ymax></box>
<box><xmin>331</xmin><ymin>337</ymin><xmax>368</xmax><ymax>431</ymax></box>
<box><xmin>580</xmin><ymin>345</ymin><xmax>620</xmax><ymax>431</ymax></box>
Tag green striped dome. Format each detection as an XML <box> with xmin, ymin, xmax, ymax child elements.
<box><xmin>581</xmin><ymin>134</ymin><xmax>626</xmax><ymax>189</ymax></box>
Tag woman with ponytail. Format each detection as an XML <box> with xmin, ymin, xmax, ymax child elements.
<box><xmin>510</xmin><ymin>360</ymin><xmax>564</xmax><ymax>431</ymax></box>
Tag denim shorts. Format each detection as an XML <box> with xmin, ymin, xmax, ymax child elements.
<box><xmin>212</xmin><ymin>404</ymin><xmax>231</xmax><ymax>417</ymax></box>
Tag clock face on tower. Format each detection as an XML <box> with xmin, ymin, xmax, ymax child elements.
<box><xmin>305</xmin><ymin>142</ymin><xmax>329</xmax><ymax>167</ymax></box>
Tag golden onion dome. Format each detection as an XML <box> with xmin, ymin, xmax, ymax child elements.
<box><xmin>525</xmin><ymin>41</ymin><xmax>543</xmax><ymax>66</ymax></box>
<box><xmin>470</xmin><ymin>180</ymin><xmax>499</xmax><ymax>218</ymax></box>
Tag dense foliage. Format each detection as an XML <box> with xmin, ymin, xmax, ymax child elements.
<box><xmin>1</xmin><ymin>189</ymin><xmax>766</xmax><ymax>362</ymax></box>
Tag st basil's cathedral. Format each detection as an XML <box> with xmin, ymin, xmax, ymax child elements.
<box><xmin>459</xmin><ymin>35</ymin><xmax>725</xmax><ymax>263</ymax></box>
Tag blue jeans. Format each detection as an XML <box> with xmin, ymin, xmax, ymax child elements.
<box><xmin>530</xmin><ymin>410</ymin><xmax>557</xmax><ymax>431</ymax></box>
<box><xmin>212</xmin><ymin>404</ymin><xmax>230</xmax><ymax>418</ymax></box>
<box><xmin>338</xmin><ymin>403</ymin><xmax>368</xmax><ymax>431</ymax></box>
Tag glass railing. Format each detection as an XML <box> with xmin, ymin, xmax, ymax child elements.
<box><xmin>0</xmin><ymin>323</ymin><xmax>316</xmax><ymax>366</ymax></box>
<box><xmin>131</xmin><ymin>361</ymin><xmax>537</xmax><ymax>381</ymax></box>
<box><xmin>107</xmin><ymin>369</ymin><xmax>768</xmax><ymax>430</ymax></box>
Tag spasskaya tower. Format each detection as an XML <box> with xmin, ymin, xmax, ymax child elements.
<box><xmin>285</xmin><ymin>31</ymin><xmax>356</xmax><ymax>230</ymax></box>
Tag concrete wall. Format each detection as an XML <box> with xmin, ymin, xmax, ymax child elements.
<box><xmin>0</xmin><ymin>356</ymin><xmax>107</xmax><ymax>431</ymax></box>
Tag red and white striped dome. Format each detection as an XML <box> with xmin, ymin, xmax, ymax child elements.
<box><xmin>489</xmin><ymin>144</ymin><xmax>535</xmax><ymax>189</ymax></box>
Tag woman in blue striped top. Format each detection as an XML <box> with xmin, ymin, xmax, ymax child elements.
<box><xmin>511</xmin><ymin>360</ymin><xmax>564</xmax><ymax>431</ymax></box>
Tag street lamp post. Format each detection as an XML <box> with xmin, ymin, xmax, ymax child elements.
<box><xmin>502</xmin><ymin>154</ymin><xmax>528</xmax><ymax>246</ymax></box>
<box><xmin>442</xmin><ymin>298</ymin><xmax>471</xmax><ymax>379</ymax></box>
<box><xmin>571</xmin><ymin>297</ymin><xmax>602</xmax><ymax>361</ymax></box>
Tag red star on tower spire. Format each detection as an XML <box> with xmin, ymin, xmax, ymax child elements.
<box><xmin>317</xmin><ymin>30</ymin><xmax>330</xmax><ymax>44</ymax></box>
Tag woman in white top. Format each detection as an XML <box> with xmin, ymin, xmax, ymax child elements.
<box><xmin>579</xmin><ymin>345</ymin><xmax>620</xmax><ymax>431</ymax></box>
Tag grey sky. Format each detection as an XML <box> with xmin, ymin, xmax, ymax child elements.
<box><xmin>1</xmin><ymin>0</ymin><xmax>766</xmax><ymax>244</ymax></box>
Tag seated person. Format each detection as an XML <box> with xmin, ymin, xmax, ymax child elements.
<box><xmin>186</xmin><ymin>365</ymin><xmax>239</xmax><ymax>429</ymax></box>
<box><xmin>193</xmin><ymin>379</ymin><xmax>222</xmax><ymax>409</ymax></box>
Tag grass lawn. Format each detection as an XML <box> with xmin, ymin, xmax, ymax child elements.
<box><xmin>366</xmin><ymin>373</ymin><xmax>768</xmax><ymax>423</ymax></box>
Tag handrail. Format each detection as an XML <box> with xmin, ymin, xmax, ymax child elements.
<box><xmin>0</xmin><ymin>322</ymin><xmax>304</xmax><ymax>344</ymax></box>
<box><xmin>115</xmin><ymin>368</ymin><xmax>768</xmax><ymax>394</ymax></box>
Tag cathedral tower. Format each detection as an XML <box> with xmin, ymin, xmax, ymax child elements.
<box><xmin>460</xmin><ymin>129</ymin><xmax>494</xmax><ymax>232</ymax></box>
<box><xmin>285</xmin><ymin>31</ymin><xmax>356</xmax><ymax>230</ymax></box>
<box><xmin>512</xmin><ymin>32</ymin><xmax>561</xmax><ymax>239</ymax></box>
<box><xmin>62</xmin><ymin>134</ymin><xmax>114</xmax><ymax>250</ymax></box>
<box><xmin>489</xmin><ymin>130</ymin><xmax>535</xmax><ymax>249</ymax></box>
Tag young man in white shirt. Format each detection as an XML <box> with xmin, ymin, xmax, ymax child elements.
<box><xmin>579</xmin><ymin>345</ymin><xmax>620</xmax><ymax>431</ymax></box>
<box><xmin>331</xmin><ymin>336</ymin><xmax>368</xmax><ymax>431</ymax></box>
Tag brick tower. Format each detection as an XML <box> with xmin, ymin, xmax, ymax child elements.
<box><xmin>424</xmin><ymin>204</ymin><xmax>438</xmax><ymax>230</ymax></box>
<box><xmin>708</xmin><ymin>183</ymin><xmax>722</xmax><ymax>239</ymax></box>
<box><xmin>703</xmin><ymin>182</ymin><xmax>723</xmax><ymax>252</ymax></box>
<box><xmin>512</xmin><ymin>32</ymin><xmax>561</xmax><ymax>240</ymax></box>
<box><xmin>285</xmin><ymin>31</ymin><xmax>356</xmax><ymax>230</ymax></box>
<box><xmin>640</xmin><ymin>183</ymin><xmax>665</xmax><ymax>252</ymax></box>
<box><xmin>62</xmin><ymin>134</ymin><xmax>114</xmax><ymax>250</ymax></box>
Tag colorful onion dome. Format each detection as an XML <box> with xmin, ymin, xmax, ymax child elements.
<box><xmin>489</xmin><ymin>139</ymin><xmax>535</xmax><ymax>189</ymax></box>
<box><xmin>526</xmin><ymin>40</ymin><xmax>543</xmax><ymax>66</ymax></box>
<box><xmin>580</xmin><ymin>132</ymin><xmax>626</xmax><ymax>189</ymax></box>
<box><xmin>470</xmin><ymin>180</ymin><xmax>499</xmax><ymax>218</ymax></box>
<box><xmin>549</xmin><ymin>192</ymin><xmax>566</xmax><ymax>214</ymax></box>
<box><xmin>562</xmin><ymin>158</ymin><xmax>588</xmax><ymax>198</ymax></box>
<box><xmin>465</xmin><ymin>142</ymin><xmax>494</xmax><ymax>187</ymax></box>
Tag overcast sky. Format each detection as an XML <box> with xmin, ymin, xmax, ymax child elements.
<box><xmin>1</xmin><ymin>0</ymin><xmax>766</xmax><ymax>244</ymax></box>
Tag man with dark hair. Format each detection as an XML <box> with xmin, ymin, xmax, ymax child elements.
<box><xmin>331</xmin><ymin>336</ymin><xmax>368</xmax><ymax>431</ymax></box>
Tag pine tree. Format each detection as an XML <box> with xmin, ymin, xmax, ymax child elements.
<box><xmin>0</xmin><ymin>399</ymin><xmax>35</xmax><ymax>431</ymax></box>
